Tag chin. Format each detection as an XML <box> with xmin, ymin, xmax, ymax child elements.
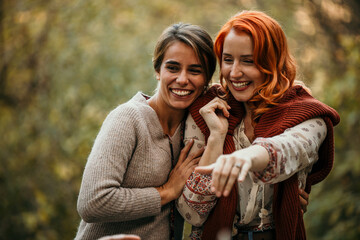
<box><xmin>170</xmin><ymin>101</ymin><xmax>192</xmax><ymax>110</ymax></box>
<box><xmin>232</xmin><ymin>95</ymin><xmax>252</xmax><ymax>103</ymax></box>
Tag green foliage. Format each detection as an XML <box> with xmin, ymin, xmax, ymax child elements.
<box><xmin>1</xmin><ymin>0</ymin><xmax>359</xmax><ymax>239</ymax></box>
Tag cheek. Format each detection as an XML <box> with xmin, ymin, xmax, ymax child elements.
<box><xmin>159</xmin><ymin>72</ymin><xmax>172</xmax><ymax>83</ymax></box>
<box><xmin>221</xmin><ymin>66</ymin><xmax>230</xmax><ymax>78</ymax></box>
<box><xmin>194</xmin><ymin>75</ymin><xmax>206</xmax><ymax>88</ymax></box>
<box><xmin>253</xmin><ymin>71</ymin><xmax>265</xmax><ymax>86</ymax></box>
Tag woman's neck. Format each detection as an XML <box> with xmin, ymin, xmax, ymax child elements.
<box><xmin>243</xmin><ymin>102</ymin><xmax>255</xmax><ymax>142</ymax></box>
<box><xmin>148</xmin><ymin>94</ymin><xmax>186</xmax><ymax>137</ymax></box>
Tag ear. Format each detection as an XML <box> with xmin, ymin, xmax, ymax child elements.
<box><xmin>155</xmin><ymin>72</ymin><xmax>160</xmax><ymax>81</ymax></box>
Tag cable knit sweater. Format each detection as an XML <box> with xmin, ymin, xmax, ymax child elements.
<box><xmin>75</xmin><ymin>92</ymin><xmax>182</xmax><ymax>240</ymax></box>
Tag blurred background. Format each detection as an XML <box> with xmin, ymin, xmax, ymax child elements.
<box><xmin>0</xmin><ymin>0</ymin><xmax>359</xmax><ymax>239</ymax></box>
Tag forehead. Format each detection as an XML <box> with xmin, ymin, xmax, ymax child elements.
<box><xmin>163</xmin><ymin>41</ymin><xmax>200</xmax><ymax>63</ymax></box>
<box><xmin>223</xmin><ymin>29</ymin><xmax>253</xmax><ymax>54</ymax></box>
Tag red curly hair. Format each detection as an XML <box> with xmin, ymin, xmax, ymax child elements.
<box><xmin>215</xmin><ymin>10</ymin><xmax>297</xmax><ymax>123</ymax></box>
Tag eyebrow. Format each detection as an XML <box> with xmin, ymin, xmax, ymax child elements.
<box><xmin>165</xmin><ymin>60</ymin><xmax>202</xmax><ymax>68</ymax></box>
<box><xmin>223</xmin><ymin>53</ymin><xmax>253</xmax><ymax>58</ymax></box>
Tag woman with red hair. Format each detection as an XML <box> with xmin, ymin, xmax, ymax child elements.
<box><xmin>176</xmin><ymin>11</ymin><xmax>340</xmax><ymax>240</ymax></box>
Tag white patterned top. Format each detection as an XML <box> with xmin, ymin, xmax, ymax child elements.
<box><xmin>176</xmin><ymin>115</ymin><xmax>327</xmax><ymax>239</ymax></box>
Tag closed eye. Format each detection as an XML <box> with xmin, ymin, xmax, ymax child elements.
<box><xmin>223</xmin><ymin>57</ymin><xmax>233</xmax><ymax>63</ymax></box>
<box><xmin>166</xmin><ymin>65</ymin><xmax>179</xmax><ymax>72</ymax></box>
<box><xmin>189</xmin><ymin>68</ymin><xmax>203</xmax><ymax>75</ymax></box>
<box><xmin>242</xmin><ymin>59</ymin><xmax>254</xmax><ymax>64</ymax></box>
<box><xmin>222</xmin><ymin>53</ymin><xmax>233</xmax><ymax>64</ymax></box>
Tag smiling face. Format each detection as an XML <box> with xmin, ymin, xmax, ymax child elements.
<box><xmin>221</xmin><ymin>29</ymin><xmax>264</xmax><ymax>104</ymax></box>
<box><xmin>155</xmin><ymin>41</ymin><xmax>206</xmax><ymax>111</ymax></box>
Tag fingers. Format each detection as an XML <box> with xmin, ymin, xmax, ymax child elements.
<box><xmin>299</xmin><ymin>189</ymin><xmax>309</xmax><ymax>202</ymax></box>
<box><xmin>182</xmin><ymin>147</ymin><xmax>204</xmax><ymax>169</ymax></box>
<box><xmin>192</xmin><ymin>146</ymin><xmax>205</xmax><ymax>159</ymax></box>
<box><xmin>214</xmin><ymin>156</ymin><xmax>233</xmax><ymax>197</ymax></box>
<box><xmin>210</xmin><ymin>156</ymin><xmax>226</xmax><ymax>196</ymax></box>
<box><xmin>299</xmin><ymin>189</ymin><xmax>309</xmax><ymax>214</ymax></box>
<box><xmin>213</xmin><ymin>99</ymin><xmax>231</xmax><ymax>118</ymax></box>
<box><xmin>200</xmin><ymin>97</ymin><xmax>231</xmax><ymax>118</ymax></box>
<box><xmin>184</xmin><ymin>156</ymin><xmax>201</xmax><ymax>174</ymax></box>
<box><xmin>195</xmin><ymin>151</ymin><xmax>253</xmax><ymax>197</ymax></box>
<box><xmin>178</xmin><ymin>139</ymin><xmax>194</xmax><ymax>164</ymax></box>
<box><xmin>184</xmin><ymin>157</ymin><xmax>200</xmax><ymax>176</ymax></box>
<box><xmin>215</xmin><ymin>98</ymin><xmax>231</xmax><ymax>117</ymax></box>
<box><xmin>299</xmin><ymin>196</ymin><xmax>307</xmax><ymax>214</ymax></box>
<box><xmin>214</xmin><ymin>157</ymin><xmax>250</xmax><ymax>197</ymax></box>
<box><xmin>192</xmin><ymin>156</ymin><xmax>201</xmax><ymax>165</ymax></box>
<box><xmin>195</xmin><ymin>164</ymin><xmax>215</xmax><ymax>174</ymax></box>
<box><xmin>237</xmin><ymin>161</ymin><xmax>251</xmax><ymax>182</ymax></box>
<box><xmin>209</xmin><ymin>154</ymin><xmax>252</xmax><ymax>197</ymax></box>
<box><xmin>222</xmin><ymin>160</ymin><xmax>241</xmax><ymax>197</ymax></box>
<box><xmin>173</xmin><ymin>147</ymin><xmax>204</xmax><ymax>186</ymax></box>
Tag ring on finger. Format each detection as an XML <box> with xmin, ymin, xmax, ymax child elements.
<box><xmin>234</xmin><ymin>163</ymin><xmax>241</xmax><ymax>169</ymax></box>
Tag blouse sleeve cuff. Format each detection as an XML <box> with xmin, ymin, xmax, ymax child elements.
<box><xmin>177</xmin><ymin>171</ymin><xmax>217</xmax><ymax>225</ymax></box>
<box><xmin>186</xmin><ymin>171</ymin><xmax>215</xmax><ymax>195</ymax></box>
<box><xmin>252</xmin><ymin>138</ymin><xmax>279</xmax><ymax>182</ymax></box>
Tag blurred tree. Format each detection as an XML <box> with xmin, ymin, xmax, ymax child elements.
<box><xmin>298</xmin><ymin>1</ymin><xmax>360</xmax><ymax>239</ymax></box>
<box><xmin>0</xmin><ymin>0</ymin><xmax>358</xmax><ymax>239</ymax></box>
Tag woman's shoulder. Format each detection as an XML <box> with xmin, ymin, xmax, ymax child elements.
<box><xmin>106</xmin><ymin>92</ymin><xmax>150</xmax><ymax>123</ymax></box>
<box><xmin>264</xmin><ymin>85</ymin><xmax>340</xmax><ymax>126</ymax></box>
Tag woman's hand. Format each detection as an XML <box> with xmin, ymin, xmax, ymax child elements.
<box><xmin>196</xmin><ymin>98</ymin><xmax>230</xmax><ymax>167</ymax></box>
<box><xmin>156</xmin><ymin>139</ymin><xmax>204</xmax><ymax>205</ymax></box>
<box><xmin>195</xmin><ymin>145</ymin><xmax>269</xmax><ymax>197</ymax></box>
<box><xmin>299</xmin><ymin>189</ymin><xmax>309</xmax><ymax>214</ymax></box>
<box><xmin>195</xmin><ymin>151</ymin><xmax>252</xmax><ymax>197</ymax></box>
<box><xmin>199</xmin><ymin>97</ymin><xmax>230</xmax><ymax>138</ymax></box>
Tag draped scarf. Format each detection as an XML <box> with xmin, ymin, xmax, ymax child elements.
<box><xmin>188</xmin><ymin>85</ymin><xmax>340</xmax><ymax>240</ymax></box>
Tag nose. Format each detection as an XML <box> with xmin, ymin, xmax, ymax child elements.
<box><xmin>176</xmin><ymin>70</ymin><xmax>189</xmax><ymax>85</ymax></box>
<box><xmin>230</xmin><ymin>62</ymin><xmax>243</xmax><ymax>79</ymax></box>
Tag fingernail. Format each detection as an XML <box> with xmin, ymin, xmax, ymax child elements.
<box><xmin>211</xmin><ymin>186</ymin><xmax>216</xmax><ymax>192</ymax></box>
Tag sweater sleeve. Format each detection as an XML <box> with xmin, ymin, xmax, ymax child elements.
<box><xmin>77</xmin><ymin>105</ymin><xmax>161</xmax><ymax>223</ymax></box>
<box><xmin>251</xmin><ymin>118</ymin><xmax>327</xmax><ymax>184</ymax></box>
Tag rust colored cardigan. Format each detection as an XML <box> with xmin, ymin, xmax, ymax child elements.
<box><xmin>188</xmin><ymin>85</ymin><xmax>340</xmax><ymax>240</ymax></box>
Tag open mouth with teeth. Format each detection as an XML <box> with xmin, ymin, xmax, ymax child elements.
<box><xmin>171</xmin><ymin>89</ymin><xmax>193</xmax><ymax>96</ymax></box>
<box><xmin>231</xmin><ymin>81</ymin><xmax>251</xmax><ymax>89</ymax></box>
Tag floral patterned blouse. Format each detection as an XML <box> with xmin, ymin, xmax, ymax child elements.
<box><xmin>176</xmin><ymin>115</ymin><xmax>327</xmax><ymax>239</ymax></box>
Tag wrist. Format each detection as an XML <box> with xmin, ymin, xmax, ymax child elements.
<box><xmin>155</xmin><ymin>184</ymin><xmax>174</xmax><ymax>206</ymax></box>
<box><xmin>208</xmin><ymin>132</ymin><xmax>226</xmax><ymax>143</ymax></box>
<box><xmin>246</xmin><ymin>145</ymin><xmax>270</xmax><ymax>172</ymax></box>
<box><xmin>198</xmin><ymin>135</ymin><xmax>225</xmax><ymax>166</ymax></box>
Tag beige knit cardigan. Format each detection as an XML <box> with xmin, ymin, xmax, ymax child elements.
<box><xmin>75</xmin><ymin>92</ymin><xmax>182</xmax><ymax>240</ymax></box>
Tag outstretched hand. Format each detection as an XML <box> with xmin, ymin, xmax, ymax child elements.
<box><xmin>195</xmin><ymin>152</ymin><xmax>252</xmax><ymax>197</ymax></box>
<box><xmin>195</xmin><ymin>145</ymin><xmax>269</xmax><ymax>198</ymax></box>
